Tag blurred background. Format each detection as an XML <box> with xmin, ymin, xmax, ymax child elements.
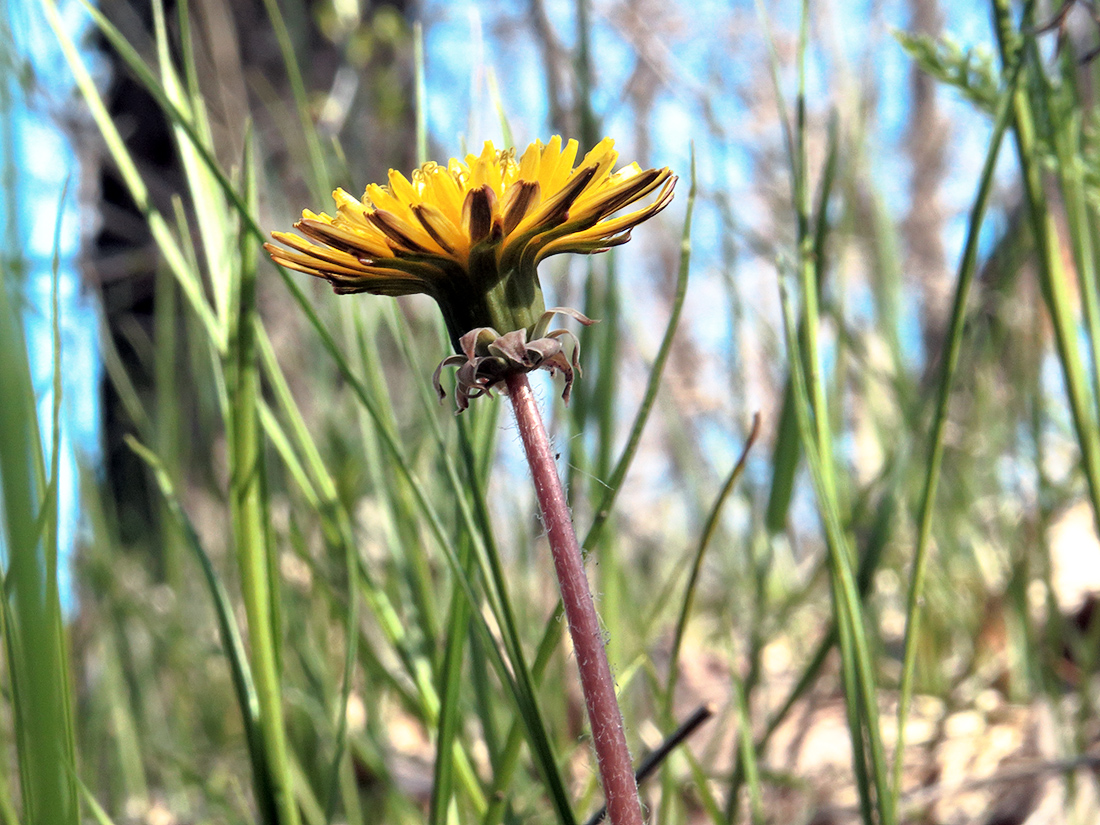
<box><xmin>4</xmin><ymin>0</ymin><xmax>1100</xmax><ymax>823</ymax></box>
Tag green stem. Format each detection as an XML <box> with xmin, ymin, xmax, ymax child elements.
<box><xmin>891</xmin><ymin>42</ymin><xmax>1025</xmax><ymax>815</ymax></box>
<box><xmin>227</xmin><ymin>147</ymin><xmax>299</xmax><ymax>825</ymax></box>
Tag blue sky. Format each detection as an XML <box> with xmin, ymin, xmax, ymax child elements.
<box><xmin>4</xmin><ymin>0</ymin><xmax>100</xmax><ymax>610</ymax></box>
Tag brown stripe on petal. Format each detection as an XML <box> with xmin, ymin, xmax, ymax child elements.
<box><xmin>566</xmin><ymin>173</ymin><xmax>676</xmax><ymax>238</ymax></box>
<box><xmin>367</xmin><ymin>209</ymin><xmax>432</xmax><ymax>253</ymax></box>
<box><xmin>590</xmin><ymin>168</ymin><xmax>664</xmax><ymax>217</ymax></box>
<box><xmin>462</xmin><ymin>184</ymin><xmax>497</xmax><ymax>243</ymax></box>
<box><xmin>412</xmin><ymin>204</ymin><xmax>457</xmax><ymax>254</ymax></box>
<box><xmin>501</xmin><ymin>180</ymin><xmax>540</xmax><ymax>235</ymax></box>
<box><xmin>267</xmin><ymin>245</ymin><xmax>371</xmax><ymax>279</ymax></box>
<box><xmin>535</xmin><ymin>164</ymin><xmax>598</xmax><ymax>226</ymax></box>
<box><xmin>335</xmin><ymin>277</ymin><xmax>424</xmax><ymax>297</ymax></box>
<box><xmin>296</xmin><ymin>219</ymin><xmax>386</xmax><ymax>257</ymax></box>
<box><xmin>272</xmin><ymin>232</ymin><xmax>369</xmax><ymax>271</ymax></box>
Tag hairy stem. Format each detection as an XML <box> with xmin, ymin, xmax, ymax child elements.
<box><xmin>505</xmin><ymin>372</ymin><xmax>643</xmax><ymax>825</ymax></box>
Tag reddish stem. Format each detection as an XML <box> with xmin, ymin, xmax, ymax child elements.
<box><xmin>505</xmin><ymin>372</ymin><xmax>644</xmax><ymax>825</ymax></box>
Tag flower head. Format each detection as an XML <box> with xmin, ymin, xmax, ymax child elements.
<box><xmin>265</xmin><ymin>136</ymin><xmax>675</xmax><ymax>347</ymax></box>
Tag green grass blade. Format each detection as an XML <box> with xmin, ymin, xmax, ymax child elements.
<box><xmin>763</xmin><ymin>383</ymin><xmax>799</xmax><ymax>533</ymax></box>
<box><xmin>0</xmin><ymin>759</ymin><xmax>18</xmax><ymax>825</ymax></box>
<box><xmin>732</xmin><ymin>679</ymin><xmax>763</xmax><ymax>825</ymax></box>
<box><xmin>891</xmin><ymin>44</ymin><xmax>1025</xmax><ymax>813</ymax></box>
<box><xmin>97</xmin><ymin>308</ymin><xmax>152</xmax><ymax>436</ymax></box>
<box><xmin>126</xmin><ymin>436</ymin><xmax>277</xmax><ymax>825</ymax></box>
<box><xmin>152</xmin><ymin>0</ymin><xmax>234</xmax><ymax>345</ymax></box>
<box><xmin>225</xmin><ymin>133</ymin><xmax>299</xmax><ymax>825</ymax></box>
<box><xmin>663</xmin><ymin>414</ymin><xmax>760</xmax><ymax>717</ymax></box>
<box><xmin>46</xmin><ymin>183</ymin><xmax>80</xmax><ymax>815</ymax></box>
<box><xmin>765</xmin><ymin>113</ymin><xmax>839</xmax><ymax>533</ymax></box>
<box><xmin>429</xmin><ymin>528</ymin><xmax>475</xmax><ymax>825</ymax></box>
<box><xmin>0</xmin><ymin>165</ymin><xmax>79</xmax><ymax>825</ymax></box>
<box><xmin>777</xmin><ymin>280</ymin><xmax>891</xmax><ymax>825</ymax></box>
<box><xmin>321</xmin><ymin>495</ymin><xmax>361</xmax><ymax>821</ymax></box>
<box><xmin>755</xmin><ymin>4</ymin><xmax>890</xmax><ymax>819</ymax></box>
<box><xmin>73</xmin><ymin>771</ymin><xmax>119</xmax><ymax>825</ymax></box>
<box><xmin>1050</xmin><ymin>92</ymin><xmax>1100</xmax><ymax>427</ymax></box>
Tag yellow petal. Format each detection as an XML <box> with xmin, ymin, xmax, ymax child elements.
<box><xmin>541</xmin><ymin>137</ymin><xmax>578</xmax><ymax>194</ymax></box>
<box><xmin>364</xmin><ymin>182</ymin><xmax>417</xmax><ymax>224</ymax></box>
<box><xmin>511</xmin><ymin>164</ymin><xmax>598</xmax><ymax>238</ymax></box>
<box><xmin>546</xmin><ymin>176</ymin><xmax>675</xmax><ymax>246</ymax></box>
<box><xmin>331</xmin><ymin>189</ymin><xmax>371</xmax><ymax>224</ymax></box>
<box><xmin>367</xmin><ymin>209</ymin><xmax>441</xmax><ymax>254</ymax></box>
<box><xmin>297</xmin><ymin>217</ymin><xmax>393</xmax><ymax>258</ymax></box>
<box><xmin>535</xmin><ymin>232</ymin><xmax>632</xmax><ymax>262</ymax></box>
<box><xmin>470</xmin><ymin>141</ymin><xmax>505</xmax><ymax>195</ymax></box>
<box><xmin>539</xmin><ymin>135</ymin><xmax>563</xmax><ymax>180</ymax></box>
<box><xmin>573</xmin><ymin>137</ymin><xmax>618</xmax><ymax>189</ymax></box>
<box><xmin>387</xmin><ymin>169</ymin><xmax>421</xmax><ymax>207</ymax></box>
<box><xmin>421</xmin><ymin>165</ymin><xmax>466</xmax><ymax>226</ymax></box>
<box><xmin>518</xmin><ymin>140</ymin><xmax>542</xmax><ymax>183</ymax></box>
<box><xmin>413</xmin><ymin>203</ymin><xmax>465</xmax><ymax>256</ymax></box>
<box><xmin>572</xmin><ymin>167</ymin><xmax>670</xmax><ymax>222</ymax></box>
<box><xmin>266</xmin><ymin>243</ymin><xmax>372</xmax><ymax>278</ymax></box>
<box><xmin>270</xmin><ymin>232</ymin><xmax>366</xmax><ymax>269</ymax></box>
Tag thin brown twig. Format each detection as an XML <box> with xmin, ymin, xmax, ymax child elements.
<box><xmin>583</xmin><ymin>704</ymin><xmax>716</xmax><ymax>825</ymax></box>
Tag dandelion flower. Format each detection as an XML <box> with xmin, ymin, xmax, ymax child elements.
<box><xmin>265</xmin><ymin>136</ymin><xmax>675</xmax><ymax>347</ymax></box>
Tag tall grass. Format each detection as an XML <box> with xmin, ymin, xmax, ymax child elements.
<box><xmin>0</xmin><ymin>0</ymin><xmax>1095</xmax><ymax>823</ymax></box>
<box><xmin>2</xmin><ymin>1</ymin><xmax>79</xmax><ymax>820</ymax></box>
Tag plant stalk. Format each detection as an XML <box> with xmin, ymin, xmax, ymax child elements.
<box><xmin>505</xmin><ymin>372</ymin><xmax>643</xmax><ymax>825</ymax></box>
